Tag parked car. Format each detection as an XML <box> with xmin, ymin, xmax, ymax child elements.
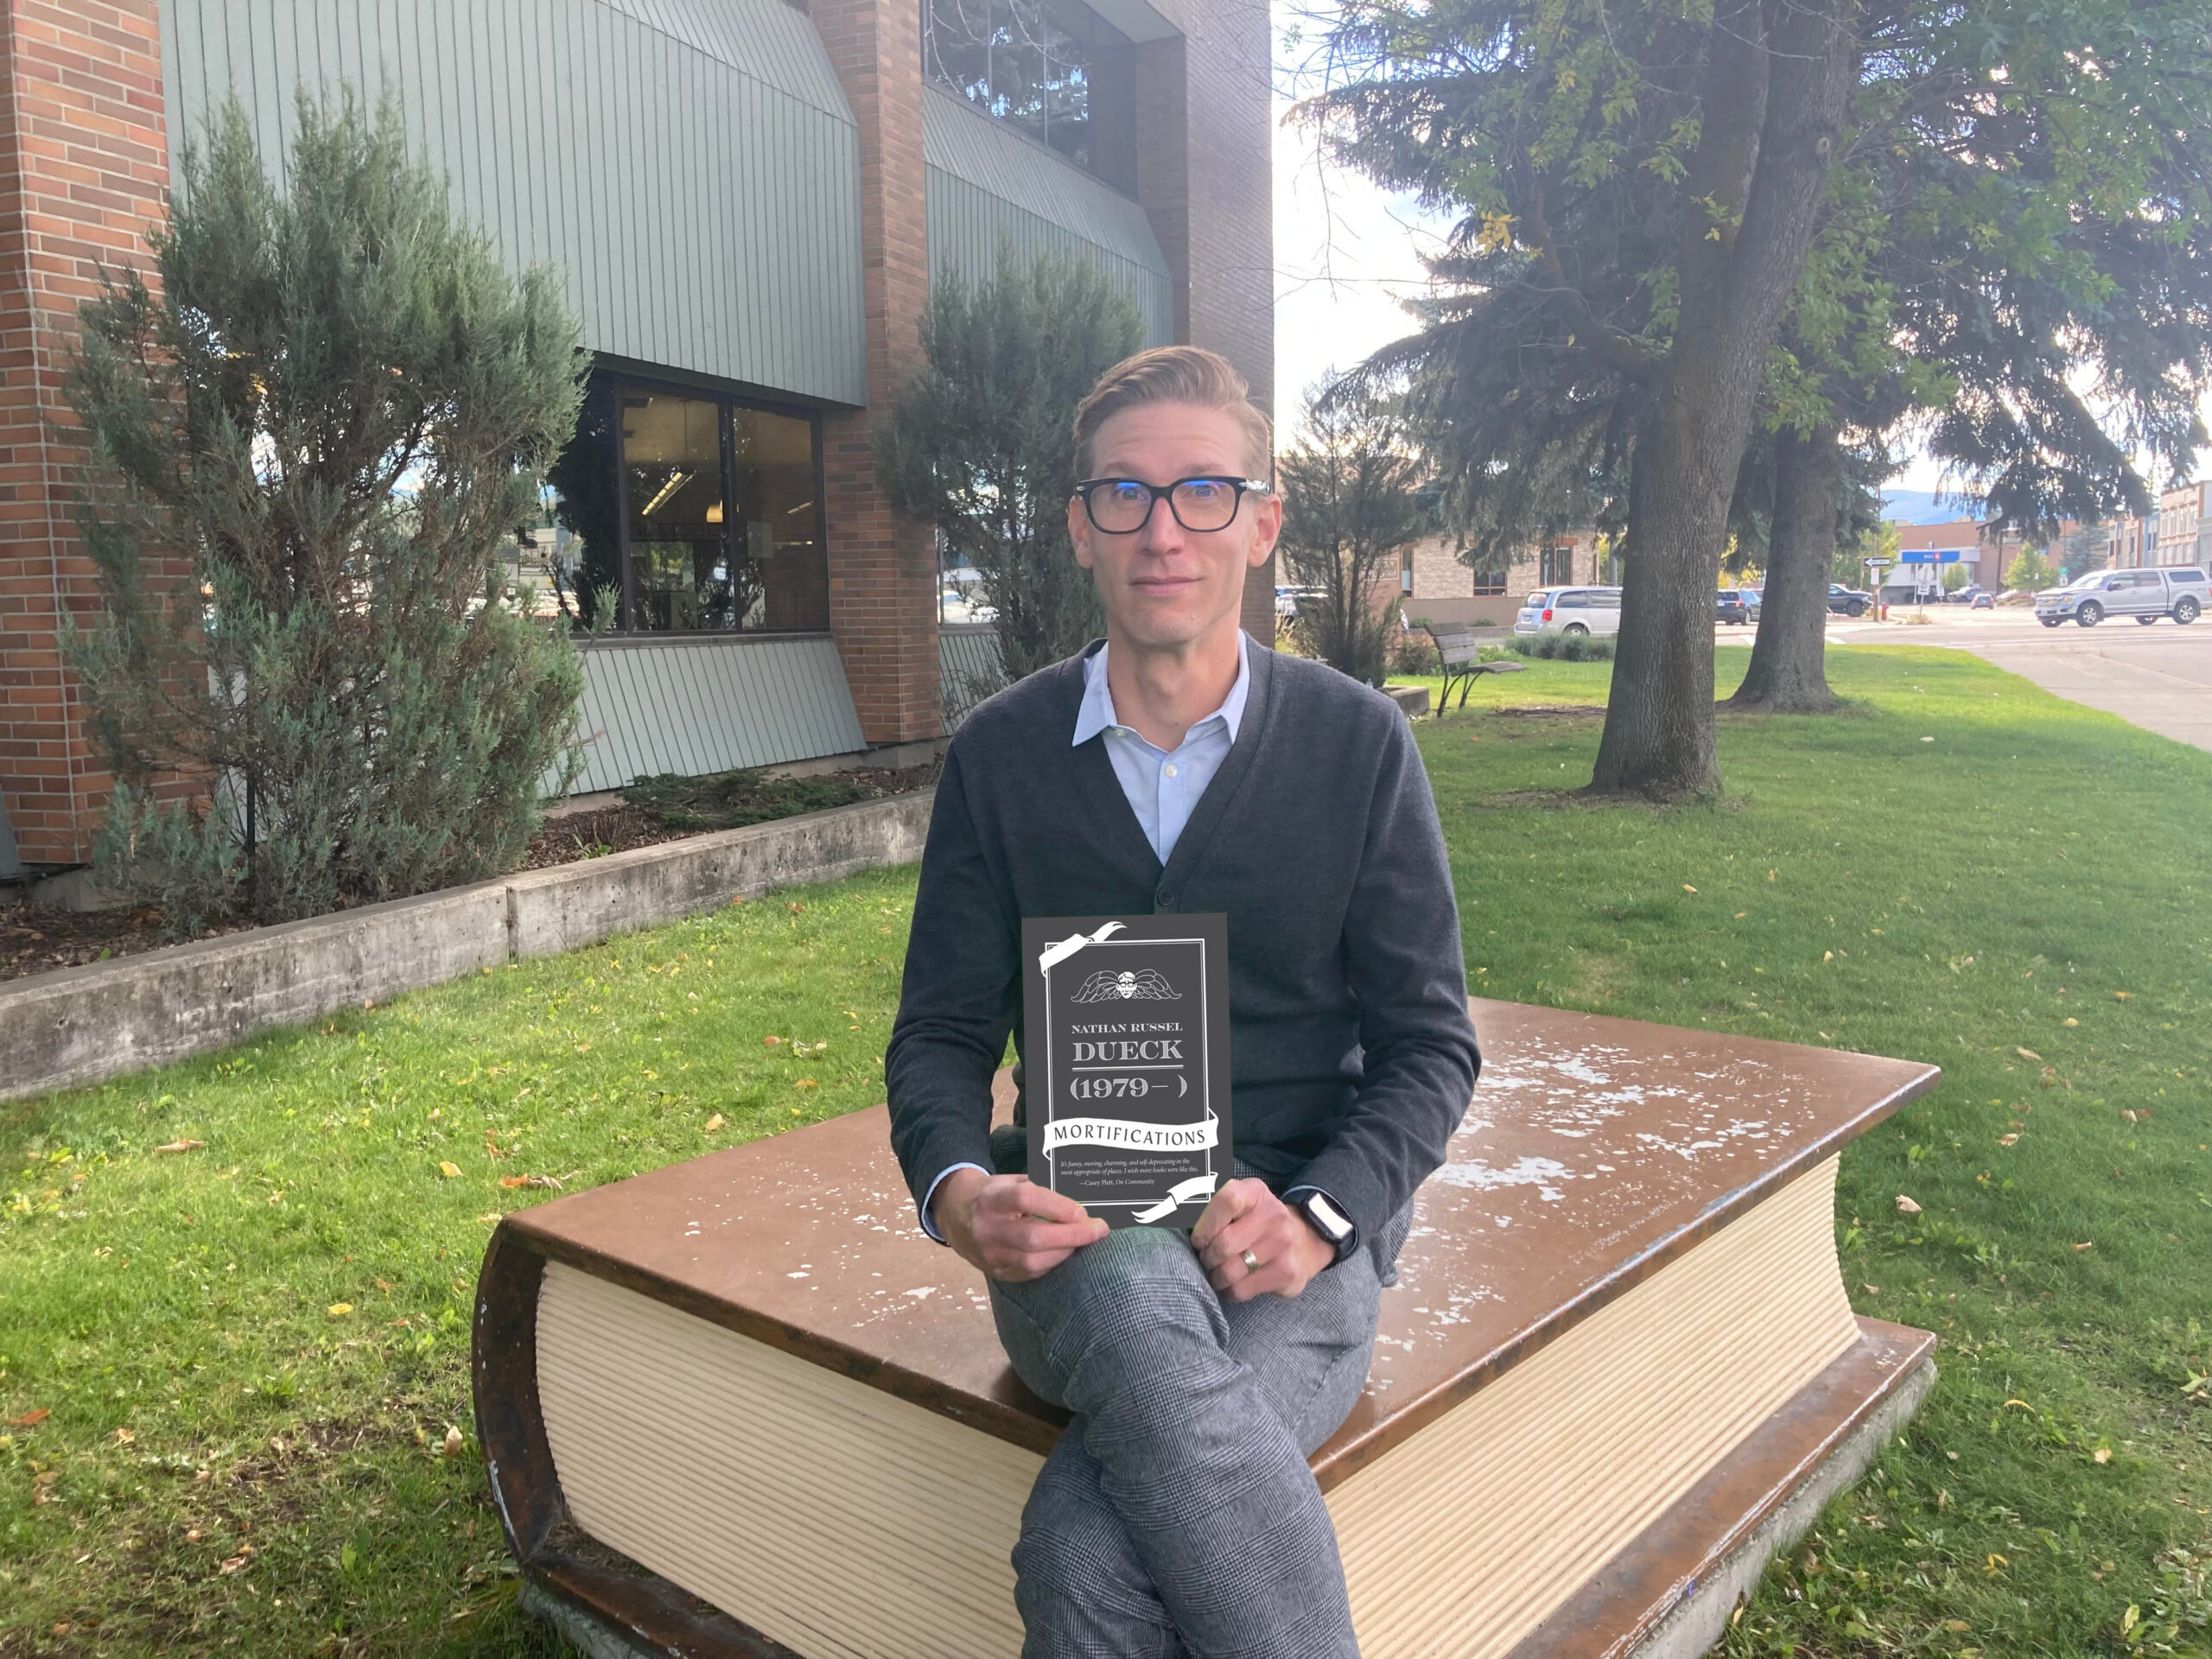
<box><xmin>1941</xmin><ymin>583</ymin><xmax>1987</xmax><ymax>605</ymax></box>
<box><xmin>1970</xmin><ymin>591</ymin><xmax>1994</xmax><ymax>609</ymax></box>
<box><xmin>1715</xmin><ymin>589</ymin><xmax>1758</xmax><ymax>626</ymax></box>
<box><xmin>1827</xmin><ymin>583</ymin><xmax>1872</xmax><ymax>617</ymax></box>
<box><xmin>1514</xmin><ymin>587</ymin><xmax>1624</xmax><ymax>636</ymax></box>
<box><xmin>2035</xmin><ymin>566</ymin><xmax>2210</xmax><ymax>627</ymax></box>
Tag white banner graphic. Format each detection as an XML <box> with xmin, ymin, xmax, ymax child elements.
<box><xmin>1134</xmin><ymin>1173</ymin><xmax>1219</xmax><ymax>1224</ymax></box>
<box><xmin>1042</xmin><ymin>1109</ymin><xmax>1218</xmax><ymax>1155</ymax></box>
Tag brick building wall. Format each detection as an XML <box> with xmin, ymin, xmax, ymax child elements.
<box><xmin>0</xmin><ymin>0</ymin><xmax>168</xmax><ymax>866</ymax></box>
<box><xmin>1130</xmin><ymin>0</ymin><xmax>1276</xmax><ymax>641</ymax></box>
<box><xmin>1402</xmin><ymin>531</ymin><xmax>1605</xmax><ymax>627</ymax></box>
<box><xmin>812</xmin><ymin>0</ymin><xmax>942</xmax><ymax>746</ymax></box>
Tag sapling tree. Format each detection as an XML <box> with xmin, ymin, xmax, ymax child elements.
<box><xmin>67</xmin><ymin>96</ymin><xmax>587</xmax><ymax>932</ymax></box>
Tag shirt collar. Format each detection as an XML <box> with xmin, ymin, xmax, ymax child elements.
<box><xmin>1072</xmin><ymin>633</ymin><xmax>1249</xmax><ymax>749</ymax></box>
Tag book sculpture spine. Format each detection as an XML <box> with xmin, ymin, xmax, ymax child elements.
<box><xmin>1022</xmin><ymin>913</ymin><xmax>1232</xmax><ymax>1229</ymax></box>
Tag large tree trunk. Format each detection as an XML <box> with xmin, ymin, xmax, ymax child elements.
<box><xmin>1732</xmin><ymin>423</ymin><xmax>1844</xmax><ymax>711</ymax></box>
<box><xmin>1590</xmin><ymin>0</ymin><xmax>1857</xmax><ymax>797</ymax></box>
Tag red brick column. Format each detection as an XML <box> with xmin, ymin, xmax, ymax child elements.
<box><xmin>811</xmin><ymin>0</ymin><xmax>943</xmax><ymax>744</ymax></box>
<box><xmin>0</xmin><ymin>0</ymin><xmax>168</xmax><ymax>866</ymax></box>
<box><xmin>1130</xmin><ymin>6</ymin><xmax>1278</xmax><ymax>643</ymax></box>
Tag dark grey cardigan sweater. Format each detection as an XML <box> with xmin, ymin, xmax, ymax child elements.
<box><xmin>885</xmin><ymin>640</ymin><xmax>1480</xmax><ymax>1261</ymax></box>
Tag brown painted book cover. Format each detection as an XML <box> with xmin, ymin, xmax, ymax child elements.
<box><xmin>1020</xmin><ymin>913</ymin><xmax>1231</xmax><ymax>1229</ymax></box>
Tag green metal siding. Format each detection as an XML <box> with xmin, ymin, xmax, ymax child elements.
<box><xmin>565</xmin><ymin>636</ymin><xmax>867</xmax><ymax>793</ymax></box>
<box><xmin>923</xmin><ymin>87</ymin><xmax>1173</xmax><ymax>347</ymax></box>
<box><xmin>161</xmin><ymin>0</ymin><xmax>868</xmax><ymax>406</ymax></box>
<box><xmin>939</xmin><ymin>624</ymin><xmax>1008</xmax><ymax>730</ymax></box>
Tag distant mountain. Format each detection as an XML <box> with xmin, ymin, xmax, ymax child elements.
<box><xmin>1878</xmin><ymin>487</ymin><xmax>1981</xmax><ymax>526</ymax></box>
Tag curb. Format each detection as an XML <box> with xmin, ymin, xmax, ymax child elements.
<box><xmin>0</xmin><ymin>791</ymin><xmax>935</xmax><ymax>1104</ymax></box>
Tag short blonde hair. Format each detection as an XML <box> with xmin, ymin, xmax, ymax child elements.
<box><xmin>1072</xmin><ymin>346</ymin><xmax>1274</xmax><ymax>480</ymax></box>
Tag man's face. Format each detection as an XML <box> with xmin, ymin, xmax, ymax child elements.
<box><xmin>1069</xmin><ymin>402</ymin><xmax>1280</xmax><ymax>652</ymax></box>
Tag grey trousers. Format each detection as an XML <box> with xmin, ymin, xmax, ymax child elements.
<box><xmin>987</xmin><ymin>1200</ymin><xmax>1411</xmax><ymax>1659</ymax></box>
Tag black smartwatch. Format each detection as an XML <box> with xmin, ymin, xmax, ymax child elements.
<box><xmin>1285</xmin><ymin>1186</ymin><xmax>1357</xmax><ymax>1265</ymax></box>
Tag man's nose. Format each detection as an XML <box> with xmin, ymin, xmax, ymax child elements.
<box><xmin>1137</xmin><ymin>490</ymin><xmax>1185</xmax><ymax>552</ymax></box>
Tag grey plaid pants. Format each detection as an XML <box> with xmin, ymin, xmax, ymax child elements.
<box><xmin>987</xmin><ymin>1200</ymin><xmax>1410</xmax><ymax>1659</ymax></box>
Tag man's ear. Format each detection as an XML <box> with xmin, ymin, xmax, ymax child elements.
<box><xmin>1245</xmin><ymin>493</ymin><xmax>1282</xmax><ymax>569</ymax></box>
<box><xmin>1068</xmin><ymin>494</ymin><xmax>1095</xmax><ymax>569</ymax></box>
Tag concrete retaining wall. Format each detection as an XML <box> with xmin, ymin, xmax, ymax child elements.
<box><xmin>0</xmin><ymin>791</ymin><xmax>935</xmax><ymax>1104</ymax></box>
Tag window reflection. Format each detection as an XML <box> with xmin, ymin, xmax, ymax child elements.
<box><xmin>925</xmin><ymin>0</ymin><xmax>1094</xmax><ymax>171</ymax></box>
<box><xmin>549</xmin><ymin>372</ymin><xmax>828</xmax><ymax>634</ymax></box>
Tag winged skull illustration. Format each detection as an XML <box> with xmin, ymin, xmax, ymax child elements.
<box><xmin>1070</xmin><ymin>968</ymin><xmax>1181</xmax><ymax>1003</ymax></box>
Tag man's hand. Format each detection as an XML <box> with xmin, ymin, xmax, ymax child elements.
<box><xmin>932</xmin><ymin>1168</ymin><xmax>1109</xmax><ymax>1281</ymax></box>
<box><xmin>1191</xmin><ymin>1179</ymin><xmax>1336</xmax><ymax>1302</ymax></box>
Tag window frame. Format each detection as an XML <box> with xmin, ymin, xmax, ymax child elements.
<box><xmin>602</xmin><ymin>369</ymin><xmax>831</xmax><ymax>638</ymax></box>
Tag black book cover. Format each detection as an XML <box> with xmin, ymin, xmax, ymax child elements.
<box><xmin>1021</xmin><ymin>913</ymin><xmax>1231</xmax><ymax>1230</ymax></box>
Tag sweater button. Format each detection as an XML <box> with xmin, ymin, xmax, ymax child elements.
<box><xmin>1155</xmin><ymin>887</ymin><xmax>1175</xmax><ymax>908</ymax></box>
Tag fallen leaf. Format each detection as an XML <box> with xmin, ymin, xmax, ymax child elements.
<box><xmin>2094</xmin><ymin>1448</ymin><xmax>2112</xmax><ymax>1464</ymax></box>
<box><xmin>1766</xmin><ymin>868</ymin><xmax>1777</xmax><ymax>881</ymax></box>
<box><xmin>788</xmin><ymin>903</ymin><xmax>805</xmax><ymax>913</ymax></box>
<box><xmin>152</xmin><ymin>1140</ymin><xmax>205</xmax><ymax>1154</ymax></box>
<box><xmin>703</xmin><ymin>1114</ymin><xmax>726</xmax><ymax>1133</ymax></box>
<box><xmin>11</xmin><ymin>1408</ymin><xmax>49</xmax><ymax>1427</ymax></box>
<box><xmin>1945</xmin><ymin>1620</ymin><xmax>1972</xmax><ymax>1633</ymax></box>
<box><xmin>498</xmin><ymin>1173</ymin><xmax>563</xmax><ymax>1191</ymax></box>
<box><xmin>2121</xmin><ymin>1109</ymin><xmax>2138</xmax><ymax>1123</ymax></box>
<box><xmin>112</xmin><ymin>1427</ymin><xmax>134</xmax><ymax>1445</ymax></box>
<box><xmin>1895</xmin><ymin>1194</ymin><xmax>1923</xmax><ymax>1215</ymax></box>
<box><xmin>1734</xmin><ymin>912</ymin><xmax>1746</xmax><ymax>919</ymax></box>
<box><xmin>1823</xmin><ymin>950</ymin><xmax>1834</xmax><ymax>963</ymax></box>
<box><xmin>219</xmin><ymin>1555</ymin><xmax>248</xmax><ymax>1576</ymax></box>
<box><xmin>442</xmin><ymin>1425</ymin><xmax>464</xmax><ymax>1458</ymax></box>
<box><xmin>1682</xmin><ymin>884</ymin><xmax>1698</xmax><ymax>893</ymax></box>
<box><xmin>2016</xmin><ymin>1047</ymin><xmax>2042</xmax><ymax>1062</ymax></box>
<box><xmin>478</xmin><ymin>1212</ymin><xmax>504</xmax><ymax>1224</ymax></box>
<box><xmin>2063</xmin><ymin>1016</ymin><xmax>2078</xmax><ymax>1027</ymax></box>
<box><xmin>484</xmin><ymin>1132</ymin><xmax>505</xmax><ymax>1159</ymax></box>
<box><xmin>2113</xmin><ymin>990</ymin><xmax>2131</xmax><ymax>1001</ymax></box>
<box><xmin>327</xmin><ymin>1302</ymin><xmax>353</xmax><ymax>1318</ymax></box>
<box><xmin>1998</xmin><ymin>1134</ymin><xmax>2019</xmax><ymax>1146</ymax></box>
<box><xmin>437</xmin><ymin>1161</ymin><xmax>461</xmax><ymax>1179</ymax></box>
<box><xmin>795</xmin><ymin>1078</ymin><xmax>818</xmax><ymax>1089</ymax></box>
<box><xmin>374</xmin><ymin>1278</ymin><xmax>391</xmax><ymax>1292</ymax></box>
<box><xmin>2073</xmin><ymin>1241</ymin><xmax>2095</xmax><ymax>1251</ymax></box>
<box><xmin>763</xmin><ymin>1035</ymin><xmax>781</xmax><ymax>1046</ymax></box>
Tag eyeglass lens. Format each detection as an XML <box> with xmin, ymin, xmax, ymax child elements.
<box><xmin>1088</xmin><ymin>479</ymin><xmax>1242</xmax><ymax>533</ymax></box>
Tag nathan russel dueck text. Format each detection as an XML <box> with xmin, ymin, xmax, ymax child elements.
<box><xmin>1021</xmin><ymin>913</ymin><xmax>1233</xmax><ymax>1230</ymax></box>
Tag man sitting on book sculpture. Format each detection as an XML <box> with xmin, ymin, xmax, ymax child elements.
<box><xmin>887</xmin><ymin>346</ymin><xmax>1482</xmax><ymax>1658</ymax></box>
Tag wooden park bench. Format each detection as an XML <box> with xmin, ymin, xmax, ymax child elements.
<box><xmin>474</xmin><ymin>1001</ymin><xmax>1939</xmax><ymax>1659</ymax></box>
<box><xmin>1425</xmin><ymin>623</ymin><xmax>1526</xmax><ymax>715</ymax></box>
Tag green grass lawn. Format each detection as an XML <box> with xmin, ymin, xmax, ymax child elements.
<box><xmin>5</xmin><ymin>643</ymin><xmax>2210</xmax><ymax>1656</ymax></box>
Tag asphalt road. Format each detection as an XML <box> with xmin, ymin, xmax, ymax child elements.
<box><xmin>1821</xmin><ymin>606</ymin><xmax>2212</xmax><ymax>753</ymax></box>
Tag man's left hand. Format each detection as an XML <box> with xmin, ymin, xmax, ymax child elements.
<box><xmin>1191</xmin><ymin>1179</ymin><xmax>1337</xmax><ymax>1302</ymax></box>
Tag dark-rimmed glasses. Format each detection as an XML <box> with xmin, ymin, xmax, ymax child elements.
<box><xmin>1073</xmin><ymin>476</ymin><xmax>1274</xmax><ymax>535</ymax></box>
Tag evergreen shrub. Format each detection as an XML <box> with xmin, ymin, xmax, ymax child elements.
<box><xmin>67</xmin><ymin>97</ymin><xmax>587</xmax><ymax>933</ymax></box>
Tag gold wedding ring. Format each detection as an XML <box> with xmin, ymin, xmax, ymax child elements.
<box><xmin>1241</xmin><ymin>1249</ymin><xmax>1260</xmax><ymax>1274</ymax></box>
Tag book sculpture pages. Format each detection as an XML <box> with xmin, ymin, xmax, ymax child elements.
<box><xmin>474</xmin><ymin>1000</ymin><xmax>1941</xmax><ymax>1659</ymax></box>
<box><xmin>1021</xmin><ymin>913</ymin><xmax>1231</xmax><ymax>1228</ymax></box>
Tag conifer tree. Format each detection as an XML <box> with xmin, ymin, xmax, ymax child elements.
<box><xmin>67</xmin><ymin>96</ymin><xmax>586</xmax><ymax>932</ymax></box>
<box><xmin>876</xmin><ymin>245</ymin><xmax>1145</xmax><ymax>680</ymax></box>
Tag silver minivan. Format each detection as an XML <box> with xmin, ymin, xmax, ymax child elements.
<box><xmin>1514</xmin><ymin>586</ymin><xmax>1624</xmax><ymax>636</ymax></box>
<box><xmin>2036</xmin><ymin>566</ymin><xmax>2210</xmax><ymax>627</ymax></box>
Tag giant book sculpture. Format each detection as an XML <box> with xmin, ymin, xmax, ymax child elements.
<box><xmin>474</xmin><ymin>1000</ymin><xmax>1940</xmax><ymax>1659</ymax></box>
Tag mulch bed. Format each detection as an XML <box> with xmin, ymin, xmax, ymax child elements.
<box><xmin>1</xmin><ymin>760</ymin><xmax>940</xmax><ymax>986</ymax></box>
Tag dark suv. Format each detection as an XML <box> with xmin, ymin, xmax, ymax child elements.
<box><xmin>1827</xmin><ymin>583</ymin><xmax>1872</xmax><ymax>617</ymax></box>
<box><xmin>1715</xmin><ymin>589</ymin><xmax>1758</xmax><ymax>626</ymax></box>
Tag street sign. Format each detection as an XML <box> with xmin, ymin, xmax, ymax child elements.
<box><xmin>1898</xmin><ymin>550</ymin><xmax>1967</xmax><ymax>564</ymax></box>
<box><xmin>1864</xmin><ymin>557</ymin><xmax>1892</xmax><ymax>569</ymax></box>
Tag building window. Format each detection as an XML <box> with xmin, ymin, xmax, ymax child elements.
<box><xmin>924</xmin><ymin>0</ymin><xmax>1096</xmax><ymax>170</ymax></box>
<box><xmin>1539</xmin><ymin>544</ymin><xmax>1575</xmax><ymax>586</ymax></box>
<box><xmin>1471</xmin><ymin>573</ymin><xmax>1506</xmax><ymax>596</ymax></box>
<box><xmin>549</xmin><ymin>371</ymin><xmax>829</xmax><ymax>634</ymax></box>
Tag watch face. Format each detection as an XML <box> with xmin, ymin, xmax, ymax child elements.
<box><xmin>1304</xmin><ymin>1192</ymin><xmax>1352</xmax><ymax>1242</ymax></box>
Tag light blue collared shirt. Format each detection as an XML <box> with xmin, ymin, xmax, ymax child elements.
<box><xmin>918</xmin><ymin>636</ymin><xmax>1251</xmax><ymax>1242</ymax></box>
<box><xmin>1071</xmin><ymin>634</ymin><xmax>1251</xmax><ymax>865</ymax></box>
